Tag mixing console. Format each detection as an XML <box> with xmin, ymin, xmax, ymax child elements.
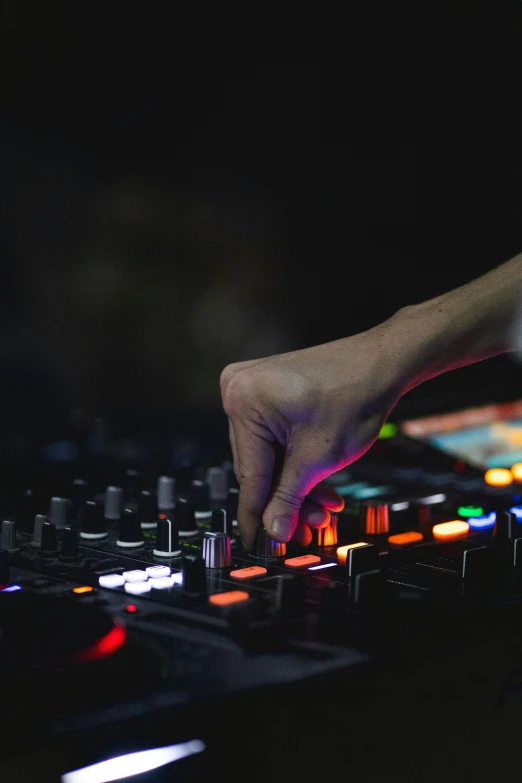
<box><xmin>4</xmin><ymin>416</ymin><xmax>522</xmax><ymax>782</ymax></box>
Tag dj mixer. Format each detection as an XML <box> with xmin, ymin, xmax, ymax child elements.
<box><xmin>4</xmin><ymin>411</ymin><xmax>522</xmax><ymax>782</ymax></box>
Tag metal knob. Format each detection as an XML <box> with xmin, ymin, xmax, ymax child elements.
<box><xmin>104</xmin><ymin>486</ymin><xmax>123</xmax><ymax>520</ymax></box>
<box><xmin>48</xmin><ymin>497</ymin><xmax>71</xmax><ymax>530</ymax></box>
<box><xmin>31</xmin><ymin>514</ymin><xmax>47</xmax><ymax>548</ymax></box>
<box><xmin>205</xmin><ymin>466</ymin><xmax>228</xmax><ymax>503</ymax></box>
<box><xmin>157</xmin><ymin>476</ymin><xmax>175</xmax><ymax>514</ymax></box>
<box><xmin>254</xmin><ymin>527</ymin><xmax>286</xmax><ymax>559</ymax></box>
<box><xmin>203</xmin><ymin>532</ymin><xmax>232</xmax><ymax>568</ymax></box>
<box><xmin>316</xmin><ymin>514</ymin><xmax>339</xmax><ymax>547</ymax></box>
<box><xmin>360</xmin><ymin>500</ymin><xmax>390</xmax><ymax>535</ymax></box>
<box><xmin>1</xmin><ymin>520</ymin><xmax>18</xmax><ymax>553</ymax></box>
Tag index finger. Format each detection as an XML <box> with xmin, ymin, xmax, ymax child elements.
<box><xmin>232</xmin><ymin>421</ymin><xmax>275</xmax><ymax>552</ymax></box>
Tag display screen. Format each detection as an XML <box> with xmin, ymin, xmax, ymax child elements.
<box><xmin>400</xmin><ymin>400</ymin><xmax>522</xmax><ymax>470</ymax></box>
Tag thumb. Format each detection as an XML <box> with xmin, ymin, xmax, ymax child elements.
<box><xmin>262</xmin><ymin>453</ymin><xmax>315</xmax><ymax>543</ymax></box>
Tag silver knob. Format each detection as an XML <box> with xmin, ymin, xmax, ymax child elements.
<box><xmin>205</xmin><ymin>466</ymin><xmax>228</xmax><ymax>502</ymax></box>
<box><xmin>1</xmin><ymin>520</ymin><xmax>18</xmax><ymax>553</ymax></box>
<box><xmin>104</xmin><ymin>486</ymin><xmax>123</xmax><ymax>520</ymax></box>
<box><xmin>203</xmin><ymin>532</ymin><xmax>232</xmax><ymax>569</ymax></box>
<box><xmin>48</xmin><ymin>497</ymin><xmax>71</xmax><ymax>530</ymax></box>
<box><xmin>31</xmin><ymin>514</ymin><xmax>47</xmax><ymax>548</ymax></box>
<box><xmin>254</xmin><ymin>526</ymin><xmax>286</xmax><ymax>559</ymax></box>
<box><xmin>157</xmin><ymin>475</ymin><xmax>176</xmax><ymax>513</ymax></box>
<box><xmin>316</xmin><ymin>514</ymin><xmax>339</xmax><ymax>547</ymax></box>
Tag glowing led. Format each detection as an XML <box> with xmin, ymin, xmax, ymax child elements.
<box><xmin>1</xmin><ymin>584</ymin><xmax>21</xmax><ymax>592</ymax></box>
<box><xmin>468</xmin><ymin>512</ymin><xmax>496</xmax><ymax>530</ymax></box>
<box><xmin>512</xmin><ymin>463</ymin><xmax>522</xmax><ymax>481</ymax></box>
<box><xmin>208</xmin><ymin>590</ymin><xmax>249</xmax><ymax>606</ymax></box>
<box><xmin>124</xmin><ymin>581</ymin><xmax>152</xmax><ymax>595</ymax></box>
<box><xmin>98</xmin><ymin>574</ymin><xmax>125</xmax><ymax>589</ymax></box>
<box><xmin>308</xmin><ymin>562</ymin><xmax>338</xmax><ymax>571</ymax></box>
<box><xmin>390</xmin><ymin>501</ymin><xmax>410</xmax><ymax>512</ymax></box>
<box><xmin>510</xmin><ymin>505</ymin><xmax>522</xmax><ymax>519</ymax></box>
<box><xmin>122</xmin><ymin>570</ymin><xmax>148</xmax><ymax>583</ymax></box>
<box><xmin>61</xmin><ymin>739</ymin><xmax>206</xmax><ymax>783</ymax></box>
<box><xmin>387</xmin><ymin>531</ymin><xmax>423</xmax><ymax>545</ymax></box>
<box><xmin>417</xmin><ymin>493</ymin><xmax>446</xmax><ymax>505</ymax></box>
<box><xmin>484</xmin><ymin>468</ymin><xmax>513</xmax><ymax>487</ymax></box>
<box><xmin>458</xmin><ymin>505</ymin><xmax>484</xmax><ymax>518</ymax></box>
<box><xmin>336</xmin><ymin>542</ymin><xmax>367</xmax><ymax>564</ymax></box>
<box><xmin>72</xmin><ymin>586</ymin><xmax>94</xmax><ymax>594</ymax></box>
<box><xmin>171</xmin><ymin>572</ymin><xmax>183</xmax><ymax>585</ymax></box>
<box><xmin>432</xmin><ymin>520</ymin><xmax>469</xmax><ymax>541</ymax></box>
<box><xmin>378</xmin><ymin>423</ymin><xmax>398</xmax><ymax>439</ymax></box>
<box><xmin>145</xmin><ymin>565</ymin><xmax>171</xmax><ymax>578</ymax></box>
<box><xmin>149</xmin><ymin>576</ymin><xmax>176</xmax><ymax>590</ymax></box>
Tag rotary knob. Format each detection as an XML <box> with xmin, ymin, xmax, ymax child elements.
<box><xmin>360</xmin><ymin>500</ymin><xmax>390</xmax><ymax>535</ymax></box>
<box><xmin>80</xmin><ymin>501</ymin><xmax>107</xmax><ymax>539</ymax></box>
<box><xmin>116</xmin><ymin>509</ymin><xmax>144</xmax><ymax>548</ymax></box>
<box><xmin>205</xmin><ymin>466</ymin><xmax>228</xmax><ymax>503</ymax></box>
<box><xmin>41</xmin><ymin>521</ymin><xmax>58</xmax><ymax>555</ymax></box>
<box><xmin>253</xmin><ymin>527</ymin><xmax>286</xmax><ymax>559</ymax></box>
<box><xmin>203</xmin><ymin>532</ymin><xmax>232</xmax><ymax>569</ymax></box>
<box><xmin>31</xmin><ymin>514</ymin><xmax>47</xmax><ymax>548</ymax></box>
<box><xmin>138</xmin><ymin>490</ymin><xmax>158</xmax><ymax>530</ymax></box>
<box><xmin>153</xmin><ymin>517</ymin><xmax>181</xmax><ymax>557</ymax></box>
<box><xmin>1</xmin><ymin>520</ymin><xmax>18</xmax><ymax>553</ymax></box>
<box><xmin>316</xmin><ymin>514</ymin><xmax>339</xmax><ymax>547</ymax></box>
<box><xmin>176</xmin><ymin>500</ymin><xmax>198</xmax><ymax>537</ymax></box>
<box><xmin>157</xmin><ymin>476</ymin><xmax>176</xmax><ymax>515</ymax></box>
<box><xmin>104</xmin><ymin>486</ymin><xmax>123</xmax><ymax>521</ymax></box>
<box><xmin>48</xmin><ymin>497</ymin><xmax>71</xmax><ymax>531</ymax></box>
<box><xmin>59</xmin><ymin>526</ymin><xmax>81</xmax><ymax>562</ymax></box>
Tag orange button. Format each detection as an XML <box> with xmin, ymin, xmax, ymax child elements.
<box><xmin>208</xmin><ymin>590</ymin><xmax>249</xmax><ymax>606</ymax></box>
<box><xmin>230</xmin><ymin>566</ymin><xmax>267</xmax><ymax>580</ymax></box>
<box><xmin>284</xmin><ymin>555</ymin><xmax>321</xmax><ymax>568</ymax></box>
<box><xmin>336</xmin><ymin>542</ymin><xmax>367</xmax><ymax>564</ymax></box>
<box><xmin>484</xmin><ymin>468</ymin><xmax>513</xmax><ymax>487</ymax></box>
<box><xmin>388</xmin><ymin>531</ymin><xmax>424</xmax><ymax>546</ymax></box>
<box><xmin>72</xmin><ymin>585</ymin><xmax>94</xmax><ymax>594</ymax></box>
<box><xmin>432</xmin><ymin>520</ymin><xmax>469</xmax><ymax>541</ymax></box>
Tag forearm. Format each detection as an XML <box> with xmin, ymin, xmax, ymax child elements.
<box><xmin>382</xmin><ymin>253</ymin><xmax>522</xmax><ymax>394</ymax></box>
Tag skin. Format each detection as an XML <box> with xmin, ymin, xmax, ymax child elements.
<box><xmin>220</xmin><ymin>253</ymin><xmax>522</xmax><ymax>552</ymax></box>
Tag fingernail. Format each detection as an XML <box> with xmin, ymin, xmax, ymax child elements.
<box><xmin>271</xmin><ymin>518</ymin><xmax>293</xmax><ymax>541</ymax></box>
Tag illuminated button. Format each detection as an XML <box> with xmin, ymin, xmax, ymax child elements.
<box><xmin>125</xmin><ymin>581</ymin><xmax>152</xmax><ymax>595</ymax></box>
<box><xmin>208</xmin><ymin>590</ymin><xmax>249</xmax><ymax>606</ymax></box>
<box><xmin>458</xmin><ymin>505</ymin><xmax>484</xmax><ymax>518</ymax></box>
<box><xmin>417</xmin><ymin>493</ymin><xmax>446</xmax><ymax>505</ymax></box>
<box><xmin>512</xmin><ymin>463</ymin><xmax>522</xmax><ymax>481</ymax></box>
<box><xmin>72</xmin><ymin>585</ymin><xmax>94</xmax><ymax>594</ymax></box>
<box><xmin>432</xmin><ymin>520</ymin><xmax>469</xmax><ymax>541</ymax></box>
<box><xmin>99</xmin><ymin>573</ymin><xmax>126</xmax><ymax>589</ymax></box>
<box><xmin>1</xmin><ymin>585</ymin><xmax>21</xmax><ymax>592</ymax></box>
<box><xmin>149</xmin><ymin>576</ymin><xmax>176</xmax><ymax>589</ymax></box>
<box><xmin>171</xmin><ymin>572</ymin><xmax>183</xmax><ymax>585</ymax></box>
<box><xmin>336</xmin><ymin>542</ymin><xmax>367</xmax><ymax>564</ymax></box>
<box><xmin>125</xmin><ymin>604</ymin><xmax>138</xmax><ymax>613</ymax></box>
<box><xmin>468</xmin><ymin>512</ymin><xmax>496</xmax><ymax>530</ymax></box>
<box><xmin>122</xmin><ymin>570</ymin><xmax>148</xmax><ymax>583</ymax></box>
<box><xmin>387</xmin><ymin>531</ymin><xmax>424</xmax><ymax>546</ymax></box>
<box><xmin>284</xmin><ymin>555</ymin><xmax>321</xmax><ymax>568</ymax></box>
<box><xmin>230</xmin><ymin>566</ymin><xmax>268</xmax><ymax>580</ymax></box>
<box><xmin>484</xmin><ymin>468</ymin><xmax>513</xmax><ymax>487</ymax></box>
<box><xmin>145</xmin><ymin>565</ymin><xmax>171</xmax><ymax>578</ymax></box>
<box><xmin>510</xmin><ymin>505</ymin><xmax>522</xmax><ymax>520</ymax></box>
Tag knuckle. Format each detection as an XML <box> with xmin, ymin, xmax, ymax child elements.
<box><xmin>272</xmin><ymin>485</ymin><xmax>303</xmax><ymax>510</ymax></box>
<box><xmin>220</xmin><ymin>364</ymin><xmax>258</xmax><ymax>416</ymax></box>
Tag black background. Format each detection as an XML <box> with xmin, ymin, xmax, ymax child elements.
<box><xmin>2</xmin><ymin>5</ymin><xmax>522</xmax><ymax>444</ymax></box>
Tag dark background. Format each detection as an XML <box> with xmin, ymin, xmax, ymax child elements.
<box><xmin>2</xmin><ymin>5</ymin><xmax>522</xmax><ymax>448</ymax></box>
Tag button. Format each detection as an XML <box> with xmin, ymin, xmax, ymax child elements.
<box><xmin>72</xmin><ymin>585</ymin><xmax>95</xmax><ymax>595</ymax></box>
<box><xmin>125</xmin><ymin>604</ymin><xmax>139</xmax><ymax>613</ymax></box>
<box><xmin>484</xmin><ymin>468</ymin><xmax>512</xmax><ymax>487</ymax></box>
<box><xmin>208</xmin><ymin>590</ymin><xmax>249</xmax><ymax>606</ymax></box>
<box><xmin>336</xmin><ymin>542</ymin><xmax>367</xmax><ymax>564</ymax></box>
<box><xmin>388</xmin><ymin>531</ymin><xmax>424</xmax><ymax>546</ymax></box>
<box><xmin>124</xmin><ymin>581</ymin><xmax>152</xmax><ymax>595</ymax></box>
<box><xmin>122</xmin><ymin>570</ymin><xmax>148</xmax><ymax>582</ymax></box>
<box><xmin>432</xmin><ymin>520</ymin><xmax>469</xmax><ymax>541</ymax></box>
<box><xmin>99</xmin><ymin>573</ymin><xmax>126</xmax><ymax>588</ymax></box>
<box><xmin>146</xmin><ymin>565</ymin><xmax>171</xmax><ymax>578</ymax></box>
<box><xmin>230</xmin><ymin>566</ymin><xmax>267</xmax><ymax>580</ymax></box>
<box><xmin>149</xmin><ymin>576</ymin><xmax>176</xmax><ymax>589</ymax></box>
<box><xmin>284</xmin><ymin>555</ymin><xmax>321</xmax><ymax>568</ymax></box>
<box><xmin>345</xmin><ymin>544</ymin><xmax>380</xmax><ymax>577</ymax></box>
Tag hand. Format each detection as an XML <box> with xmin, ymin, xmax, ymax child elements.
<box><xmin>220</xmin><ymin>325</ymin><xmax>405</xmax><ymax>551</ymax></box>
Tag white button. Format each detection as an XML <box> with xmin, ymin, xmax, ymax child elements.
<box><xmin>125</xmin><ymin>581</ymin><xmax>152</xmax><ymax>595</ymax></box>
<box><xmin>149</xmin><ymin>576</ymin><xmax>176</xmax><ymax>589</ymax></box>
<box><xmin>99</xmin><ymin>573</ymin><xmax>126</xmax><ymax>588</ymax></box>
<box><xmin>122</xmin><ymin>570</ymin><xmax>148</xmax><ymax>582</ymax></box>
<box><xmin>171</xmin><ymin>572</ymin><xmax>183</xmax><ymax>585</ymax></box>
<box><xmin>146</xmin><ymin>565</ymin><xmax>171</xmax><ymax>578</ymax></box>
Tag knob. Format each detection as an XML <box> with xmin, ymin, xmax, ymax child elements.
<box><xmin>360</xmin><ymin>500</ymin><xmax>390</xmax><ymax>535</ymax></box>
<box><xmin>153</xmin><ymin>517</ymin><xmax>181</xmax><ymax>557</ymax></box>
<box><xmin>116</xmin><ymin>508</ymin><xmax>144</xmax><ymax>548</ymax></box>
<box><xmin>345</xmin><ymin>542</ymin><xmax>380</xmax><ymax>577</ymax></box>
<box><xmin>205</xmin><ymin>466</ymin><xmax>228</xmax><ymax>503</ymax></box>
<box><xmin>123</xmin><ymin>468</ymin><xmax>141</xmax><ymax>504</ymax></box>
<box><xmin>31</xmin><ymin>514</ymin><xmax>47</xmax><ymax>548</ymax></box>
<box><xmin>226</xmin><ymin>488</ymin><xmax>239</xmax><ymax>524</ymax></box>
<box><xmin>157</xmin><ymin>476</ymin><xmax>176</xmax><ymax>514</ymax></box>
<box><xmin>0</xmin><ymin>549</ymin><xmax>9</xmax><ymax>583</ymax></box>
<box><xmin>253</xmin><ymin>527</ymin><xmax>286</xmax><ymax>559</ymax></box>
<box><xmin>104</xmin><ymin>486</ymin><xmax>123</xmax><ymax>521</ymax></box>
<box><xmin>316</xmin><ymin>514</ymin><xmax>339</xmax><ymax>547</ymax></box>
<box><xmin>177</xmin><ymin>500</ymin><xmax>198</xmax><ymax>537</ymax></box>
<box><xmin>59</xmin><ymin>526</ymin><xmax>81</xmax><ymax>562</ymax></box>
<box><xmin>71</xmin><ymin>480</ymin><xmax>89</xmax><ymax>524</ymax></box>
<box><xmin>80</xmin><ymin>501</ymin><xmax>107</xmax><ymax>539</ymax></box>
<box><xmin>1</xmin><ymin>520</ymin><xmax>18</xmax><ymax>553</ymax></box>
<box><xmin>211</xmin><ymin>508</ymin><xmax>232</xmax><ymax>535</ymax></box>
<box><xmin>138</xmin><ymin>490</ymin><xmax>158</xmax><ymax>529</ymax></box>
<box><xmin>48</xmin><ymin>497</ymin><xmax>71</xmax><ymax>530</ymax></box>
<box><xmin>188</xmin><ymin>480</ymin><xmax>211</xmax><ymax>515</ymax></box>
<box><xmin>182</xmin><ymin>554</ymin><xmax>206</xmax><ymax>592</ymax></box>
<box><xmin>203</xmin><ymin>532</ymin><xmax>232</xmax><ymax>568</ymax></box>
<box><xmin>41</xmin><ymin>521</ymin><xmax>58</xmax><ymax>555</ymax></box>
<box><xmin>493</xmin><ymin>510</ymin><xmax>518</xmax><ymax>541</ymax></box>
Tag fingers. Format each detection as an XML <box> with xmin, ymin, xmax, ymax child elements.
<box><xmin>299</xmin><ymin>500</ymin><xmax>330</xmax><ymax>529</ymax></box>
<box><xmin>234</xmin><ymin>425</ymin><xmax>275</xmax><ymax>553</ymax></box>
<box><xmin>262</xmin><ymin>451</ymin><xmax>316</xmax><ymax>543</ymax></box>
<box><xmin>292</xmin><ymin>522</ymin><xmax>313</xmax><ymax>547</ymax></box>
<box><xmin>307</xmin><ymin>484</ymin><xmax>344</xmax><ymax>512</ymax></box>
